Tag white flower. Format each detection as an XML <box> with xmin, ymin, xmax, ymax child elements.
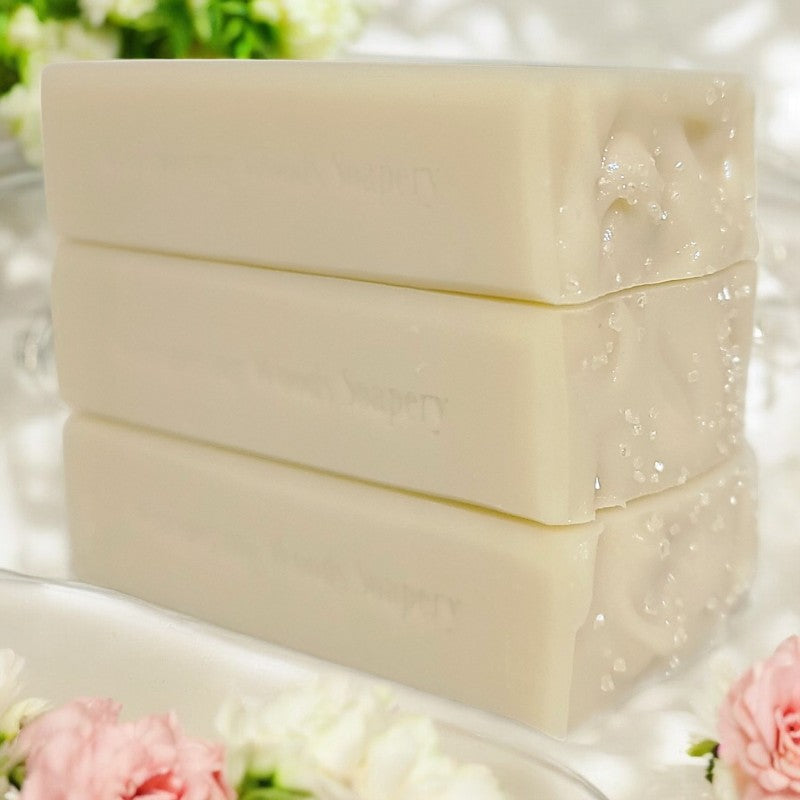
<box><xmin>55</xmin><ymin>19</ymin><xmax>120</xmax><ymax>58</ymax></box>
<box><xmin>353</xmin><ymin>717</ymin><xmax>440</xmax><ymax>799</ymax></box>
<box><xmin>0</xmin><ymin>698</ymin><xmax>50</xmax><ymax>740</ymax></box>
<box><xmin>0</xmin><ymin>84</ymin><xmax>40</xmax><ymax>164</ymax></box>
<box><xmin>5</xmin><ymin>6</ymin><xmax>45</xmax><ymax>52</ymax></box>
<box><xmin>354</xmin><ymin>717</ymin><xmax>505</xmax><ymax>800</ymax></box>
<box><xmin>0</xmin><ymin>652</ymin><xmax>24</xmax><ymax>718</ymax></box>
<box><xmin>0</xmin><ymin>20</ymin><xmax>118</xmax><ymax>165</ymax></box>
<box><xmin>79</xmin><ymin>0</ymin><xmax>116</xmax><ymax>27</ymax></box>
<box><xmin>80</xmin><ymin>0</ymin><xmax>156</xmax><ymax>28</ymax></box>
<box><xmin>112</xmin><ymin>0</ymin><xmax>157</xmax><ymax>21</ymax></box>
<box><xmin>0</xmin><ymin>777</ymin><xmax>15</xmax><ymax>799</ymax></box>
<box><xmin>218</xmin><ymin>678</ymin><xmax>395</xmax><ymax>790</ymax></box>
<box><xmin>250</xmin><ymin>0</ymin><xmax>283</xmax><ymax>23</ymax></box>
<box><xmin>249</xmin><ymin>0</ymin><xmax>372</xmax><ymax>57</ymax></box>
<box><xmin>711</xmin><ymin>760</ymin><xmax>739</xmax><ymax>800</ymax></box>
<box><xmin>284</xmin><ymin>0</ymin><xmax>367</xmax><ymax>57</ymax></box>
<box><xmin>0</xmin><ymin>650</ymin><xmax>47</xmax><ymax>746</ymax></box>
<box><xmin>217</xmin><ymin>680</ymin><xmax>508</xmax><ymax>800</ymax></box>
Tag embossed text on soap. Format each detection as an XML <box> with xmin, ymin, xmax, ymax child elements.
<box><xmin>340</xmin><ymin>369</ymin><xmax>447</xmax><ymax>434</ymax></box>
<box><xmin>357</xmin><ymin>566</ymin><xmax>461</xmax><ymax>631</ymax></box>
<box><xmin>331</xmin><ymin>154</ymin><xmax>439</xmax><ymax>208</ymax></box>
<box><xmin>250</xmin><ymin>359</ymin><xmax>448</xmax><ymax>434</ymax></box>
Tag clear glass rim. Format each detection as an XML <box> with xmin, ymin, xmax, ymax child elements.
<box><xmin>1</xmin><ymin>569</ymin><xmax>611</xmax><ymax>800</ymax></box>
<box><xmin>0</xmin><ymin>169</ymin><xmax>42</xmax><ymax>192</ymax></box>
<box><xmin>0</xmin><ymin>134</ymin><xmax>39</xmax><ymax>184</ymax></box>
<box><xmin>435</xmin><ymin>717</ymin><xmax>612</xmax><ymax>799</ymax></box>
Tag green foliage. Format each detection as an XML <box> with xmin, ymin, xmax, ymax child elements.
<box><xmin>112</xmin><ymin>0</ymin><xmax>283</xmax><ymax>60</ymax></box>
<box><xmin>0</xmin><ymin>61</ymin><xmax>15</xmax><ymax>94</ymax></box>
<box><xmin>0</xmin><ymin>0</ymin><xmax>287</xmax><ymax>68</ymax></box>
<box><xmin>686</xmin><ymin>738</ymin><xmax>718</xmax><ymax>758</ymax></box>
<box><xmin>0</xmin><ymin>12</ymin><xmax>20</xmax><ymax>93</ymax></box>
<box><xmin>238</xmin><ymin>771</ymin><xmax>313</xmax><ymax>800</ymax></box>
<box><xmin>0</xmin><ymin>0</ymin><xmax>20</xmax><ymax>16</ymax></box>
<box><xmin>116</xmin><ymin>0</ymin><xmax>197</xmax><ymax>58</ymax></box>
<box><xmin>8</xmin><ymin>762</ymin><xmax>25</xmax><ymax>789</ymax></box>
<box><xmin>203</xmin><ymin>0</ymin><xmax>280</xmax><ymax>58</ymax></box>
<box><xmin>687</xmin><ymin>738</ymin><xmax>719</xmax><ymax>785</ymax></box>
<box><xmin>704</xmin><ymin>754</ymin><xmax>717</xmax><ymax>784</ymax></box>
<box><xmin>31</xmin><ymin>0</ymin><xmax>80</xmax><ymax>20</ymax></box>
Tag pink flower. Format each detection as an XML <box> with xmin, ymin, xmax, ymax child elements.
<box><xmin>718</xmin><ymin>636</ymin><xmax>800</xmax><ymax>800</ymax></box>
<box><xmin>14</xmin><ymin>697</ymin><xmax>235</xmax><ymax>800</ymax></box>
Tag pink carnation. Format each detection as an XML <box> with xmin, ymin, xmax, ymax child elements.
<box><xmin>718</xmin><ymin>636</ymin><xmax>800</xmax><ymax>800</ymax></box>
<box><xmin>14</xmin><ymin>697</ymin><xmax>235</xmax><ymax>800</ymax></box>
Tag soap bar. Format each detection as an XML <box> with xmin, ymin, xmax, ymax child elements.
<box><xmin>64</xmin><ymin>414</ymin><xmax>757</xmax><ymax>736</ymax></box>
<box><xmin>41</xmin><ymin>60</ymin><xmax>756</xmax><ymax>303</ymax></box>
<box><xmin>53</xmin><ymin>241</ymin><xmax>756</xmax><ymax>524</ymax></box>
<box><xmin>52</xmin><ymin>242</ymin><xmax>756</xmax><ymax>524</ymax></box>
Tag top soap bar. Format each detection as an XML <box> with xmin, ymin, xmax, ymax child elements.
<box><xmin>42</xmin><ymin>60</ymin><xmax>756</xmax><ymax>303</ymax></box>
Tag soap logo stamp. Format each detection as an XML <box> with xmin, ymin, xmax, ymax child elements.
<box><xmin>253</xmin><ymin>360</ymin><xmax>448</xmax><ymax>435</ymax></box>
<box><xmin>266</xmin><ymin>535</ymin><xmax>461</xmax><ymax>632</ymax></box>
<box><xmin>357</xmin><ymin>567</ymin><xmax>461</xmax><ymax>630</ymax></box>
<box><xmin>340</xmin><ymin>370</ymin><xmax>447</xmax><ymax>434</ymax></box>
<box><xmin>251</xmin><ymin>147</ymin><xmax>440</xmax><ymax>208</ymax></box>
<box><xmin>115</xmin><ymin>338</ymin><xmax>448</xmax><ymax>435</ymax></box>
<box><xmin>332</xmin><ymin>154</ymin><xmax>439</xmax><ymax>208</ymax></box>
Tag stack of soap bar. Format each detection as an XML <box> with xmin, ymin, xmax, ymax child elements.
<box><xmin>42</xmin><ymin>60</ymin><xmax>758</xmax><ymax>733</ymax></box>
<box><xmin>64</xmin><ymin>415</ymin><xmax>757</xmax><ymax>737</ymax></box>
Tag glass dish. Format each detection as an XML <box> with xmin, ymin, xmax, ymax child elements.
<box><xmin>0</xmin><ymin>570</ymin><xmax>609</xmax><ymax>800</ymax></box>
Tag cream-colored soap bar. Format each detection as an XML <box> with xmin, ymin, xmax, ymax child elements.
<box><xmin>42</xmin><ymin>60</ymin><xmax>756</xmax><ymax>303</ymax></box>
<box><xmin>52</xmin><ymin>242</ymin><xmax>756</xmax><ymax>524</ymax></box>
<box><xmin>64</xmin><ymin>414</ymin><xmax>757</xmax><ymax>735</ymax></box>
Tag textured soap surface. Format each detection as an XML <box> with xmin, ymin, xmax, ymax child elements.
<box><xmin>42</xmin><ymin>60</ymin><xmax>756</xmax><ymax>303</ymax></box>
<box><xmin>53</xmin><ymin>241</ymin><xmax>756</xmax><ymax>524</ymax></box>
<box><xmin>64</xmin><ymin>415</ymin><xmax>757</xmax><ymax>736</ymax></box>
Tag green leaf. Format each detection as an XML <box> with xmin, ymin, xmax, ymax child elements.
<box><xmin>233</xmin><ymin>28</ymin><xmax>254</xmax><ymax>58</ymax></box>
<box><xmin>241</xmin><ymin>788</ymin><xmax>313</xmax><ymax>800</ymax></box>
<box><xmin>0</xmin><ymin>0</ymin><xmax>20</xmax><ymax>19</ymax></box>
<box><xmin>45</xmin><ymin>0</ymin><xmax>79</xmax><ymax>18</ymax></box>
<box><xmin>238</xmin><ymin>771</ymin><xmax>278</xmax><ymax>794</ymax></box>
<box><xmin>8</xmin><ymin>762</ymin><xmax>25</xmax><ymax>789</ymax></box>
<box><xmin>31</xmin><ymin>0</ymin><xmax>79</xmax><ymax>20</ymax></box>
<box><xmin>246</xmin><ymin>21</ymin><xmax>279</xmax><ymax>57</ymax></box>
<box><xmin>687</xmin><ymin>738</ymin><xmax>718</xmax><ymax>758</ymax></box>
<box><xmin>705</xmin><ymin>755</ymin><xmax>716</xmax><ymax>784</ymax></box>
<box><xmin>219</xmin><ymin>0</ymin><xmax>246</xmax><ymax>16</ymax></box>
<box><xmin>237</xmin><ymin>771</ymin><xmax>312</xmax><ymax>800</ymax></box>
<box><xmin>222</xmin><ymin>15</ymin><xmax>244</xmax><ymax>43</ymax></box>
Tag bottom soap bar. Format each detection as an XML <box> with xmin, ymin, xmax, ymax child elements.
<box><xmin>63</xmin><ymin>415</ymin><xmax>757</xmax><ymax>736</ymax></box>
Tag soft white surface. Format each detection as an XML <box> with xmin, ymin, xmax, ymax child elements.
<box><xmin>349</xmin><ymin>1</ymin><xmax>800</xmax><ymax>166</ymax></box>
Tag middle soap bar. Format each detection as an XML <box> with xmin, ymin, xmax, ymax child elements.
<box><xmin>53</xmin><ymin>242</ymin><xmax>756</xmax><ymax>524</ymax></box>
